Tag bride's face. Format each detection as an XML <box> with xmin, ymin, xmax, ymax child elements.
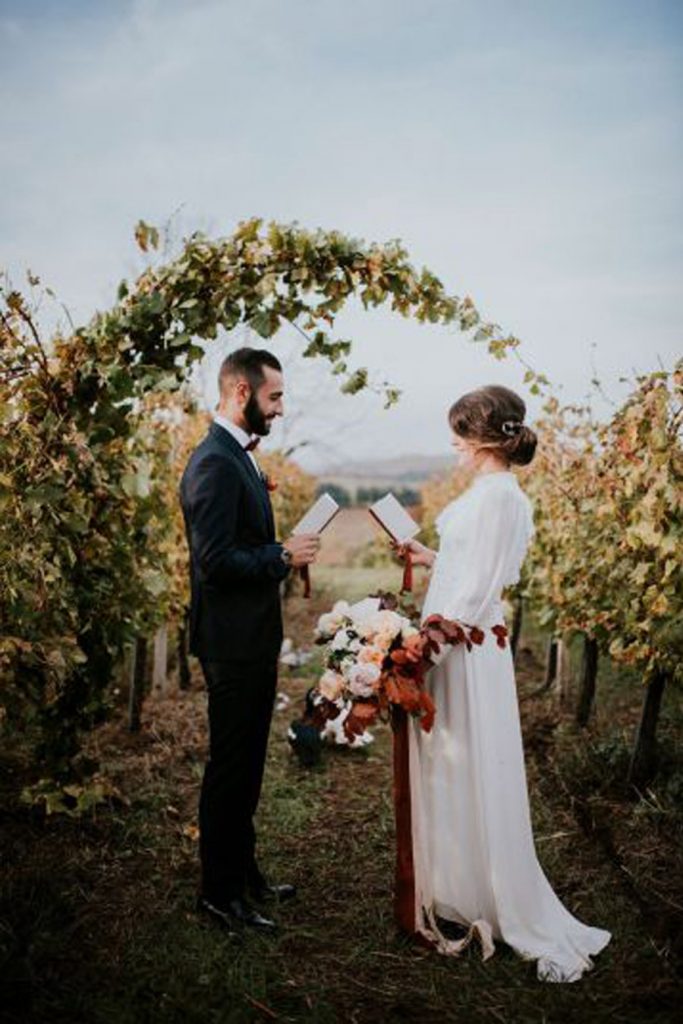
<box><xmin>451</xmin><ymin>431</ymin><xmax>479</xmax><ymax>468</ymax></box>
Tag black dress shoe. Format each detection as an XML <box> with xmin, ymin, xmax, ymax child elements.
<box><xmin>196</xmin><ymin>897</ymin><xmax>240</xmax><ymax>935</ymax></box>
<box><xmin>250</xmin><ymin>882</ymin><xmax>297</xmax><ymax>903</ymax></box>
<box><xmin>197</xmin><ymin>896</ymin><xmax>277</xmax><ymax>933</ymax></box>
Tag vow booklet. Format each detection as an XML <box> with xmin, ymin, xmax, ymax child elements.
<box><xmin>368</xmin><ymin>493</ymin><xmax>420</xmax><ymax>544</ymax></box>
<box><xmin>292</xmin><ymin>492</ymin><xmax>340</xmax><ymax>535</ymax></box>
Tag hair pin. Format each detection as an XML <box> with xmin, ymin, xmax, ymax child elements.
<box><xmin>501</xmin><ymin>420</ymin><xmax>523</xmax><ymax>437</ymax></box>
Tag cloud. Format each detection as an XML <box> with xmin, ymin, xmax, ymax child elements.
<box><xmin>0</xmin><ymin>0</ymin><xmax>681</xmax><ymax>468</ymax></box>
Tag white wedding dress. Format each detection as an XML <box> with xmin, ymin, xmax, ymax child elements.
<box><xmin>408</xmin><ymin>471</ymin><xmax>611</xmax><ymax>982</ymax></box>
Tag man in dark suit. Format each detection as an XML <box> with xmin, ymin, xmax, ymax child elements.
<box><xmin>180</xmin><ymin>347</ymin><xmax>320</xmax><ymax>932</ymax></box>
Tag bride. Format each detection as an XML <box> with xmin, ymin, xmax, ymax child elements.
<box><xmin>396</xmin><ymin>384</ymin><xmax>611</xmax><ymax>983</ymax></box>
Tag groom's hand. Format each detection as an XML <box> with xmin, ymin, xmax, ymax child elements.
<box><xmin>283</xmin><ymin>533</ymin><xmax>321</xmax><ymax>567</ymax></box>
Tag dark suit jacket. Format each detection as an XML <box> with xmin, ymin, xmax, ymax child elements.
<box><xmin>180</xmin><ymin>422</ymin><xmax>289</xmax><ymax>665</ymax></box>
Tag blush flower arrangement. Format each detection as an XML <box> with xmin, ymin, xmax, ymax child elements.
<box><xmin>310</xmin><ymin>593</ymin><xmax>507</xmax><ymax>741</ymax></box>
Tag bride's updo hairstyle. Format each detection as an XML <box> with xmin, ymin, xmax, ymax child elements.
<box><xmin>448</xmin><ymin>385</ymin><xmax>537</xmax><ymax>466</ymax></box>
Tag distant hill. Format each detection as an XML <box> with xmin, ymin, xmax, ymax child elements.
<box><xmin>317</xmin><ymin>453</ymin><xmax>453</xmax><ymax>484</ymax></box>
<box><xmin>313</xmin><ymin>453</ymin><xmax>453</xmax><ymax>503</ymax></box>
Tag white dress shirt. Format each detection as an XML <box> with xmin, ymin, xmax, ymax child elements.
<box><xmin>214</xmin><ymin>415</ymin><xmax>261</xmax><ymax>478</ymax></box>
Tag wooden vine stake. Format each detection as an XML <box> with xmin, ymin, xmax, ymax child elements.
<box><xmin>628</xmin><ymin>669</ymin><xmax>668</xmax><ymax>788</ymax></box>
<box><xmin>152</xmin><ymin>623</ymin><xmax>169</xmax><ymax>695</ymax></box>
<box><xmin>128</xmin><ymin>636</ymin><xmax>148</xmax><ymax>733</ymax></box>
<box><xmin>177</xmin><ymin>613</ymin><xmax>191</xmax><ymax>691</ymax></box>
<box><xmin>576</xmin><ymin>635</ymin><xmax>599</xmax><ymax>728</ymax></box>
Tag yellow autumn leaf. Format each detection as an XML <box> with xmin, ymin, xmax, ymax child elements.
<box><xmin>630</xmin><ymin>562</ymin><xmax>650</xmax><ymax>585</ymax></box>
<box><xmin>626</xmin><ymin>521</ymin><xmax>663</xmax><ymax>548</ymax></box>
<box><xmin>649</xmin><ymin>592</ymin><xmax>669</xmax><ymax>617</ymax></box>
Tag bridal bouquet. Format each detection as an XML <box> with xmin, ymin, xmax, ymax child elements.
<box><xmin>310</xmin><ymin>593</ymin><xmax>506</xmax><ymax>742</ymax></box>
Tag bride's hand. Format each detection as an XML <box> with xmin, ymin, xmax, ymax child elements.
<box><xmin>392</xmin><ymin>538</ymin><xmax>436</xmax><ymax>568</ymax></box>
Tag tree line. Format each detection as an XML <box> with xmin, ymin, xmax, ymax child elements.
<box><xmin>316</xmin><ymin>483</ymin><xmax>421</xmax><ymax>508</ymax></box>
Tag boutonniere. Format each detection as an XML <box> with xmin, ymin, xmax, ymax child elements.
<box><xmin>265</xmin><ymin>475</ymin><xmax>278</xmax><ymax>493</ymax></box>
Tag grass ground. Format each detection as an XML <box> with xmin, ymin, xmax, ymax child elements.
<box><xmin>1</xmin><ymin>564</ymin><xmax>681</xmax><ymax>1024</ymax></box>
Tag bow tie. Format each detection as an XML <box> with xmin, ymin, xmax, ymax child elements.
<box><xmin>244</xmin><ymin>437</ymin><xmax>261</xmax><ymax>452</ymax></box>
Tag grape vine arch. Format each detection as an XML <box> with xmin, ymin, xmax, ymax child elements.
<box><xmin>1</xmin><ymin>217</ymin><xmax>540</xmax><ymax>775</ymax></box>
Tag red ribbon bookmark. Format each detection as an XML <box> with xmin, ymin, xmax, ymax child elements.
<box><xmin>401</xmin><ymin>549</ymin><xmax>413</xmax><ymax>593</ymax></box>
<box><xmin>300</xmin><ymin>565</ymin><xmax>311</xmax><ymax>599</ymax></box>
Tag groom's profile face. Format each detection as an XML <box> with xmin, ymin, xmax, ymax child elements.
<box><xmin>243</xmin><ymin>365</ymin><xmax>284</xmax><ymax>436</ymax></box>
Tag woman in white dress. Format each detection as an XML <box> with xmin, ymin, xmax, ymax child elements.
<box><xmin>397</xmin><ymin>385</ymin><xmax>611</xmax><ymax>983</ymax></box>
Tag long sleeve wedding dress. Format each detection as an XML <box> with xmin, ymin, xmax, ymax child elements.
<box><xmin>407</xmin><ymin>471</ymin><xmax>611</xmax><ymax>982</ymax></box>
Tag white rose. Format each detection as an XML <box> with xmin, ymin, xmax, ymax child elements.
<box><xmin>317</xmin><ymin>611</ymin><xmax>345</xmax><ymax>637</ymax></box>
<box><xmin>348</xmin><ymin>597</ymin><xmax>381</xmax><ymax>620</ymax></box>
<box><xmin>339</xmin><ymin>657</ymin><xmax>356</xmax><ymax>681</ymax></box>
<box><xmin>347</xmin><ymin>661</ymin><xmax>381</xmax><ymax>698</ymax></box>
<box><xmin>330</xmin><ymin>628</ymin><xmax>351</xmax><ymax>652</ymax></box>
<box><xmin>356</xmin><ymin>617</ymin><xmax>379</xmax><ymax>640</ymax></box>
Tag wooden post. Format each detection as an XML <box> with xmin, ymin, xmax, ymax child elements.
<box><xmin>153</xmin><ymin>623</ymin><xmax>169</xmax><ymax>694</ymax></box>
<box><xmin>576</xmin><ymin>635</ymin><xmax>599</xmax><ymax>727</ymax></box>
<box><xmin>510</xmin><ymin>597</ymin><xmax>523</xmax><ymax>662</ymax></box>
<box><xmin>177</xmin><ymin>614</ymin><xmax>191</xmax><ymax>691</ymax></box>
<box><xmin>554</xmin><ymin>638</ymin><xmax>570</xmax><ymax>707</ymax></box>
<box><xmin>128</xmin><ymin>636</ymin><xmax>148</xmax><ymax>733</ymax></box>
<box><xmin>628</xmin><ymin>669</ymin><xmax>667</xmax><ymax>788</ymax></box>
<box><xmin>544</xmin><ymin>636</ymin><xmax>558</xmax><ymax>689</ymax></box>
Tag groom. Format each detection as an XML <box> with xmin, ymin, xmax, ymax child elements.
<box><xmin>180</xmin><ymin>346</ymin><xmax>320</xmax><ymax>932</ymax></box>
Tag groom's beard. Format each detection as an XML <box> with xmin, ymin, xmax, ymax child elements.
<box><xmin>244</xmin><ymin>391</ymin><xmax>272</xmax><ymax>436</ymax></box>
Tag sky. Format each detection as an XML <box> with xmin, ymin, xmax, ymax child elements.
<box><xmin>1</xmin><ymin>0</ymin><xmax>681</xmax><ymax>470</ymax></box>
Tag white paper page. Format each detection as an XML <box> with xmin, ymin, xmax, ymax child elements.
<box><xmin>292</xmin><ymin>492</ymin><xmax>340</xmax><ymax>535</ymax></box>
<box><xmin>369</xmin><ymin>493</ymin><xmax>420</xmax><ymax>543</ymax></box>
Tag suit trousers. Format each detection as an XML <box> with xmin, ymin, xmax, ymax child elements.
<box><xmin>198</xmin><ymin>657</ymin><xmax>278</xmax><ymax>906</ymax></box>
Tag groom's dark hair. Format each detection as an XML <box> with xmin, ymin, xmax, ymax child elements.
<box><xmin>218</xmin><ymin>347</ymin><xmax>282</xmax><ymax>396</ymax></box>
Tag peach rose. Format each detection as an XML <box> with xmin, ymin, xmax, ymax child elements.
<box><xmin>318</xmin><ymin>669</ymin><xmax>345</xmax><ymax>701</ymax></box>
<box><xmin>359</xmin><ymin>645</ymin><xmax>384</xmax><ymax>666</ymax></box>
